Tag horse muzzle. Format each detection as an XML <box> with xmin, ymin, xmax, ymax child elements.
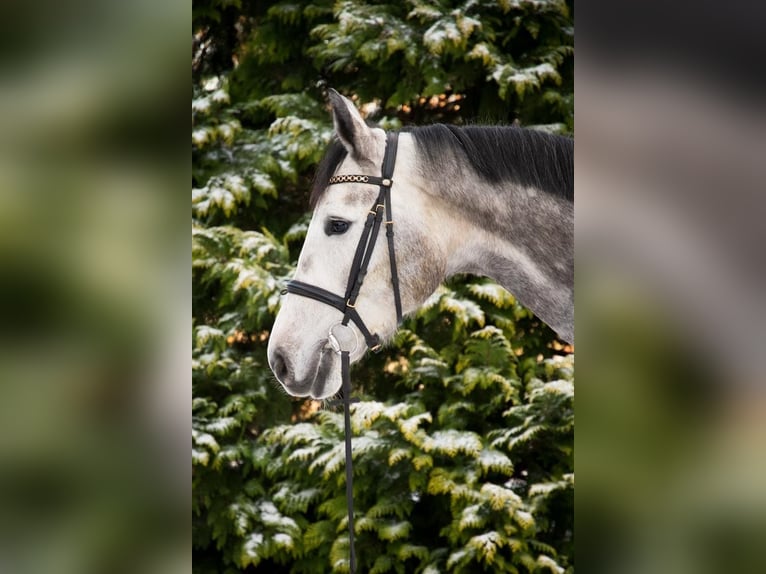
<box><xmin>268</xmin><ymin>342</ymin><xmax>340</xmax><ymax>399</ymax></box>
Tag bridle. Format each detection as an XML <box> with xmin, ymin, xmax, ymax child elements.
<box><xmin>283</xmin><ymin>131</ymin><xmax>402</xmax><ymax>574</ymax></box>
<box><xmin>284</xmin><ymin>131</ymin><xmax>402</xmax><ymax>352</ymax></box>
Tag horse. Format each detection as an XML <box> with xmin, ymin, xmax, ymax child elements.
<box><xmin>268</xmin><ymin>89</ymin><xmax>573</xmax><ymax>399</ymax></box>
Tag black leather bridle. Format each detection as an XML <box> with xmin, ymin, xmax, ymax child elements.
<box><xmin>283</xmin><ymin>132</ymin><xmax>402</xmax><ymax>574</ymax></box>
<box><xmin>284</xmin><ymin>131</ymin><xmax>402</xmax><ymax>352</ymax></box>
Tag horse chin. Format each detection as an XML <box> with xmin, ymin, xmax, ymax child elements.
<box><xmin>308</xmin><ymin>346</ymin><xmax>342</xmax><ymax>399</ymax></box>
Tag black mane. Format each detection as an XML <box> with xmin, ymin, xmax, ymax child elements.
<box><xmin>310</xmin><ymin>124</ymin><xmax>573</xmax><ymax>208</ymax></box>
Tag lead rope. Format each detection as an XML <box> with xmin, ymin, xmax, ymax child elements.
<box><xmin>340</xmin><ymin>351</ymin><xmax>357</xmax><ymax>573</ymax></box>
<box><xmin>328</xmin><ymin>351</ymin><xmax>357</xmax><ymax>573</ymax></box>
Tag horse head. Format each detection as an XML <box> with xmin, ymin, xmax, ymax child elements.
<box><xmin>267</xmin><ymin>90</ymin><xmax>444</xmax><ymax>399</ymax></box>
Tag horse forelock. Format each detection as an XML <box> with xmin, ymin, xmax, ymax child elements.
<box><xmin>310</xmin><ymin>139</ymin><xmax>348</xmax><ymax>209</ymax></box>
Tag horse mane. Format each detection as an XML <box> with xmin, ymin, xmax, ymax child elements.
<box><xmin>310</xmin><ymin>124</ymin><xmax>573</xmax><ymax>209</ymax></box>
<box><xmin>406</xmin><ymin>124</ymin><xmax>573</xmax><ymax>202</ymax></box>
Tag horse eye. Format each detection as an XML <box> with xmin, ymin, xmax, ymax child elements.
<box><xmin>326</xmin><ymin>219</ymin><xmax>350</xmax><ymax>235</ymax></box>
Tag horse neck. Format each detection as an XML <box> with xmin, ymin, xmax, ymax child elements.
<box><xmin>398</xmin><ymin>134</ymin><xmax>574</xmax><ymax>343</ymax></box>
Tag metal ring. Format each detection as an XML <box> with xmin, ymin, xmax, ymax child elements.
<box><xmin>328</xmin><ymin>323</ymin><xmax>359</xmax><ymax>355</ymax></box>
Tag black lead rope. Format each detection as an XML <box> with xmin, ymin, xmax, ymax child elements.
<box><xmin>333</xmin><ymin>351</ymin><xmax>357</xmax><ymax>573</ymax></box>
<box><xmin>285</xmin><ymin>132</ymin><xmax>402</xmax><ymax>574</ymax></box>
<box><xmin>328</xmin><ymin>354</ymin><xmax>357</xmax><ymax>573</ymax></box>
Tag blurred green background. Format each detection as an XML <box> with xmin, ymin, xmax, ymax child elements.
<box><xmin>0</xmin><ymin>1</ymin><xmax>187</xmax><ymax>573</ymax></box>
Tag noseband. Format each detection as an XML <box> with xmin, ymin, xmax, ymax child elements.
<box><xmin>282</xmin><ymin>132</ymin><xmax>401</xmax><ymax>574</ymax></box>
<box><xmin>284</xmin><ymin>132</ymin><xmax>403</xmax><ymax>352</ymax></box>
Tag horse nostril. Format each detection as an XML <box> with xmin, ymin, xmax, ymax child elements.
<box><xmin>270</xmin><ymin>350</ymin><xmax>291</xmax><ymax>383</ymax></box>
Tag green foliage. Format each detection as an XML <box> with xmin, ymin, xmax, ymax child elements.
<box><xmin>193</xmin><ymin>1</ymin><xmax>573</xmax><ymax>572</ymax></box>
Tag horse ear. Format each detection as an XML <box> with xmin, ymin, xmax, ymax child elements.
<box><xmin>328</xmin><ymin>89</ymin><xmax>375</xmax><ymax>159</ymax></box>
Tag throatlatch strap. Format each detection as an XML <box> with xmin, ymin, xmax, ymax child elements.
<box><xmin>380</xmin><ymin>133</ymin><xmax>402</xmax><ymax>322</ymax></box>
<box><xmin>384</xmin><ymin>189</ymin><xmax>402</xmax><ymax>323</ymax></box>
